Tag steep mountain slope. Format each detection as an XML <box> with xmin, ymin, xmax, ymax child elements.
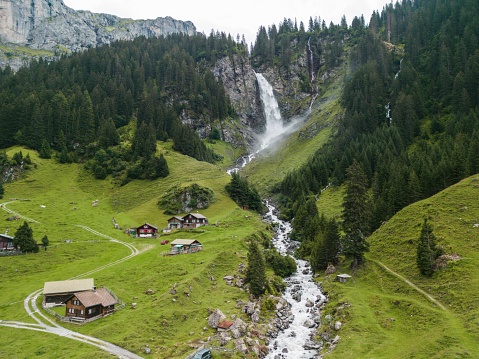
<box><xmin>318</xmin><ymin>174</ymin><xmax>479</xmax><ymax>358</ymax></box>
<box><xmin>0</xmin><ymin>0</ymin><xmax>195</xmax><ymax>70</ymax></box>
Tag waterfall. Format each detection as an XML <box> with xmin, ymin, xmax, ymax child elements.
<box><xmin>255</xmin><ymin>73</ymin><xmax>285</xmax><ymax>149</ymax></box>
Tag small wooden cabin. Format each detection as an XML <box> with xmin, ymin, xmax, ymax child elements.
<box><xmin>0</xmin><ymin>233</ymin><xmax>16</xmax><ymax>251</ymax></box>
<box><xmin>64</xmin><ymin>288</ymin><xmax>117</xmax><ymax>319</ymax></box>
<box><xmin>43</xmin><ymin>278</ymin><xmax>95</xmax><ymax>305</ymax></box>
<box><xmin>170</xmin><ymin>239</ymin><xmax>203</xmax><ymax>254</ymax></box>
<box><xmin>167</xmin><ymin>216</ymin><xmax>184</xmax><ymax>230</ymax></box>
<box><xmin>136</xmin><ymin>223</ymin><xmax>158</xmax><ymax>238</ymax></box>
<box><xmin>182</xmin><ymin>213</ymin><xmax>209</xmax><ymax>229</ymax></box>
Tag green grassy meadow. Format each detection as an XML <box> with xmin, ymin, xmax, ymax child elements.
<box><xmin>318</xmin><ymin>174</ymin><xmax>479</xmax><ymax>358</ymax></box>
<box><xmin>0</xmin><ymin>145</ymin><xmax>267</xmax><ymax>358</ymax></box>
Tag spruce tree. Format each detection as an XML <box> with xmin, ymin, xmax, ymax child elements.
<box><xmin>245</xmin><ymin>240</ymin><xmax>267</xmax><ymax>298</ymax></box>
<box><xmin>14</xmin><ymin>221</ymin><xmax>39</xmax><ymax>253</ymax></box>
<box><xmin>416</xmin><ymin>219</ymin><xmax>440</xmax><ymax>277</ymax></box>
<box><xmin>41</xmin><ymin>235</ymin><xmax>49</xmax><ymax>251</ymax></box>
<box><xmin>311</xmin><ymin>217</ymin><xmax>341</xmax><ymax>272</ymax></box>
<box><xmin>0</xmin><ymin>182</ymin><xmax>4</xmax><ymax>199</ymax></box>
<box><xmin>342</xmin><ymin>159</ymin><xmax>370</xmax><ymax>266</ymax></box>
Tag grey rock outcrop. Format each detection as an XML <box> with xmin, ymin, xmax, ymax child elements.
<box><xmin>207</xmin><ymin>309</ymin><xmax>226</xmax><ymax>329</ymax></box>
<box><xmin>0</xmin><ymin>0</ymin><xmax>195</xmax><ymax>70</ymax></box>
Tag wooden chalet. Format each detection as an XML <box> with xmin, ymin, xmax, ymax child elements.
<box><xmin>166</xmin><ymin>212</ymin><xmax>209</xmax><ymax>230</ymax></box>
<box><xmin>0</xmin><ymin>233</ymin><xmax>16</xmax><ymax>251</ymax></box>
<box><xmin>167</xmin><ymin>216</ymin><xmax>184</xmax><ymax>230</ymax></box>
<box><xmin>43</xmin><ymin>278</ymin><xmax>95</xmax><ymax>305</ymax></box>
<box><xmin>136</xmin><ymin>223</ymin><xmax>158</xmax><ymax>238</ymax></box>
<box><xmin>170</xmin><ymin>239</ymin><xmax>203</xmax><ymax>255</ymax></box>
<box><xmin>64</xmin><ymin>288</ymin><xmax>117</xmax><ymax>319</ymax></box>
<box><xmin>183</xmin><ymin>213</ymin><xmax>209</xmax><ymax>228</ymax></box>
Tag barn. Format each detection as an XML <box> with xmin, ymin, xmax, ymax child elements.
<box><xmin>43</xmin><ymin>278</ymin><xmax>95</xmax><ymax>305</ymax></box>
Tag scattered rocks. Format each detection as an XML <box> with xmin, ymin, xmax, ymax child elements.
<box><xmin>207</xmin><ymin>309</ymin><xmax>226</xmax><ymax>329</ymax></box>
<box><xmin>145</xmin><ymin>289</ymin><xmax>155</xmax><ymax>295</ymax></box>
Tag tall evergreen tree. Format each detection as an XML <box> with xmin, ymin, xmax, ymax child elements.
<box><xmin>342</xmin><ymin>159</ymin><xmax>370</xmax><ymax>266</ymax></box>
<box><xmin>311</xmin><ymin>217</ymin><xmax>341</xmax><ymax>272</ymax></box>
<box><xmin>245</xmin><ymin>240</ymin><xmax>267</xmax><ymax>298</ymax></box>
<box><xmin>416</xmin><ymin>219</ymin><xmax>441</xmax><ymax>277</ymax></box>
<box><xmin>14</xmin><ymin>221</ymin><xmax>39</xmax><ymax>253</ymax></box>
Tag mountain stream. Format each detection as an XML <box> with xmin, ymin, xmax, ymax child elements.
<box><xmin>227</xmin><ymin>73</ymin><xmax>326</xmax><ymax>358</ymax></box>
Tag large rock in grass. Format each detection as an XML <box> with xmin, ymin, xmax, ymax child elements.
<box><xmin>207</xmin><ymin>309</ymin><xmax>226</xmax><ymax>329</ymax></box>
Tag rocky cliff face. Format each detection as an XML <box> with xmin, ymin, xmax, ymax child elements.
<box><xmin>0</xmin><ymin>0</ymin><xmax>195</xmax><ymax>69</ymax></box>
<box><xmin>212</xmin><ymin>50</ymin><xmax>312</xmax><ymax>149</ymax></box>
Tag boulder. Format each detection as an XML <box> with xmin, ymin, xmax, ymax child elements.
<box><xmin>207</xmin><ymin>309</ymin><xmax>226</xmax><ymax>329</ymax></box>
<box><xmin>233</xmin><ymin>338</ymin><xmax>248</xmax><ymax>354</ymax></box>
<box><xmin>334</xmin><ymin>321</ymin><xmax>342</xmax><ymax>330</ymax></box>
<box><xmin>325</xmin><ymin>264</ymin><xmax>337</xmax><ymax>275</ymax></box>
<box><xmin>230</xmin><ymin>318</ymin><xmax>247</xmax><ymax>335</ymax></box>
<box><xmin>219</xmin><ymin>334</ymin><xmax>232</xmax><ymax>346</ymax></box>
<box><xmin>303</xmin><ymin>319</ymin><xmax>315</xmax><ymax>328</ymax></box>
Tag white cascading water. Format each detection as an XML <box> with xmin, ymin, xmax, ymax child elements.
<box><xmin>263</xmin><ymin>203</ymin><xmax>326</xmax><ymax>359</ymax></box>
<box><xmin>255</xmin><ymin>73</ymin><xmax>285</xmax><ymax>149</ymax></box>
<box><xmin>226</xmin><ymin>73</ymin><xmax>326</xmax><ymax>358</ymax></box>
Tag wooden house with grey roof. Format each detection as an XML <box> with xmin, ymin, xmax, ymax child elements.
<box><xmin>170</xmin><ymin>239</ymin><xmax>203</xmax><ymax>255</ymax></box>
<box><xmin>165</xmin><ymin>212</ymin><xmax>209</xmax><ymax>231</ymax></box>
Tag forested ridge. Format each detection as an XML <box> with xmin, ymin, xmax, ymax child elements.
<box><xmin>273</xmin><ymin>0</ymin><xmax>479</xmax><ymax>259</ymax></box>
<box><xmin>0</xmin><ymin>32</ymin><xmax>245</xmax><ymax>181</ymax></box>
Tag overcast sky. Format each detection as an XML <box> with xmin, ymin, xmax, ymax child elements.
<box><xmin>63</xmin><ymin>0</ymin><xmax>389</xmax><ymax>46</ymax></box>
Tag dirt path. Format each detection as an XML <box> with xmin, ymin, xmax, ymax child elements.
<box><xmin>0</xmin><ymin>201</ymin><xmax>146</xmax><ymax>358</ymax></box>
<box><xmin>374</xmin><ymin>260</ymin><xmax>447</xmax><ymax>311</ymax></box>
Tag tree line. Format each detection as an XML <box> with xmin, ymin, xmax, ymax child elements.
<box><xmin>274</xmin><ymin>0</ymin><xmax>479</xmax><ymax>252</ymax></box>
<box><xmin>0</xmin><ymin>32</ymin><xmax>243</xmax><ymax>181</ymax></box>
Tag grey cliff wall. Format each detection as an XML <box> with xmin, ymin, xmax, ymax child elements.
<box><xmin>0</xmin><ymin>0</ymin><xmax>195</xmax><ymax>69</ymax></box>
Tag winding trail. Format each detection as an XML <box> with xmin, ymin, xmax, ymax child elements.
<box><xmin>373</xmin><ymin>259</ymin><xmax>447</xmax><ymax>311</ymax></box>
<box><xmin>0</xmin><ymin>201</ymin><xmax>145</xmax><ymax>359</ymax></box>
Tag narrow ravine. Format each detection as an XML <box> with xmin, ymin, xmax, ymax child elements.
<box><xmin>263</xmin><ymin>203</ymin><xmax>326</xmax><ymax>358</ymax></box>
<box><xmin>227</xmin><ymin>73</ymin><xmax>326</xmax><ymax>358</ymax></box>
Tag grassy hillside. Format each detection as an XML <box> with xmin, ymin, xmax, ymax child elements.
<box><xmin>317</xmin><ymin>174</ymin><xmax>479</xmax><ymax>358</ymax></box>
<box><xmin>0</xmin><ymin>145</ymin><xmax>267</xmax><ymax>358</ymax></box>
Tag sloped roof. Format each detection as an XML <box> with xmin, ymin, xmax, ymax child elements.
<box><xmin>167</xmin><ymin>216</ymin><xmax>184</xmax><ymax>221</ymax></box>
<box><xmin>74</xmin><ymin>288</ymin><xmax>118</xmax><ymax>308</ymax></box>
<box><xmin>170</xmin><ymin>239</ymin><xmax>202</xmax><ymax>246</ymax></box>
<box><xmin>43</xmin><ymin>278</ymin><xmax>95</xmax><ymax>295</ymax></box>
<box><xmin>187</xmin><ymin>213</ymin><xmax>207</xmax><ymax>219</ymax></box>
<box><xmin>218</xmin><ymin>320</ymin><xmax>233</xmax><ymax>329</ymax></box>
<box><xmin>0</xmin><ymin>234</ymin><xmax>15</xmax><ymax>241</ymax></box>
<box><xmin>139</xmin><ymin>223</ymin><xmax>158</xmax><ymax>230</ymax></box>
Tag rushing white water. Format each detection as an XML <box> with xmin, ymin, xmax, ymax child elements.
<box><xmin>226</xmin><ymin>73</ymin><xmax>326</xmax><ymax>357</ymax></box>
<box><xmin>264</xmin><ymin>203</ymin><xmax>326</xmax><ymax>358</ymax></box>
<box><xmin>255</xmin><ymin>73</ymin><xmax>285</xmax><ymax>149</ymax></box>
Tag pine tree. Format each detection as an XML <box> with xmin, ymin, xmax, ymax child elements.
<box><xmin>342</xmin><ymin>159</ymin><xmax>370</xmax><ymax>266</ymax></box>
<box><xmin>416</xmin><ymin>219</ymin><xmax>440</xmax><ymax>277</ymax></box>
<box><xmin>0</xmin><ymin>182</ymin><xmax>4</xmax><ymax>199</ymax></box>
<box><xmin>41</xmin><ymin>235</ymin><xmax>49</xmax><ymax>251</ymax></box>
<box><xmin>311</xmin><ymin>217</ymin><xmax>341</xmax><ymax>272</ymax></box>
<box><xmin>245</xmin><ymin>240</ymin><xmax>267</xmax><ymax>298</ymax></box>
<box><xmin>14</xmin><ymin>221</ymin><xmax>39</xmax><ymax>253</ymax></box>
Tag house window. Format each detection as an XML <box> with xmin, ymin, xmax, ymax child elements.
<box><xmin>88</xmin><ymin>309</ymin><xmax>92</xmax><ymax>314</ymax></box>
<box><xmin>80</xmin><ymin>310</ymin><xmax>83</xmax><ymax>315</ymax></box>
